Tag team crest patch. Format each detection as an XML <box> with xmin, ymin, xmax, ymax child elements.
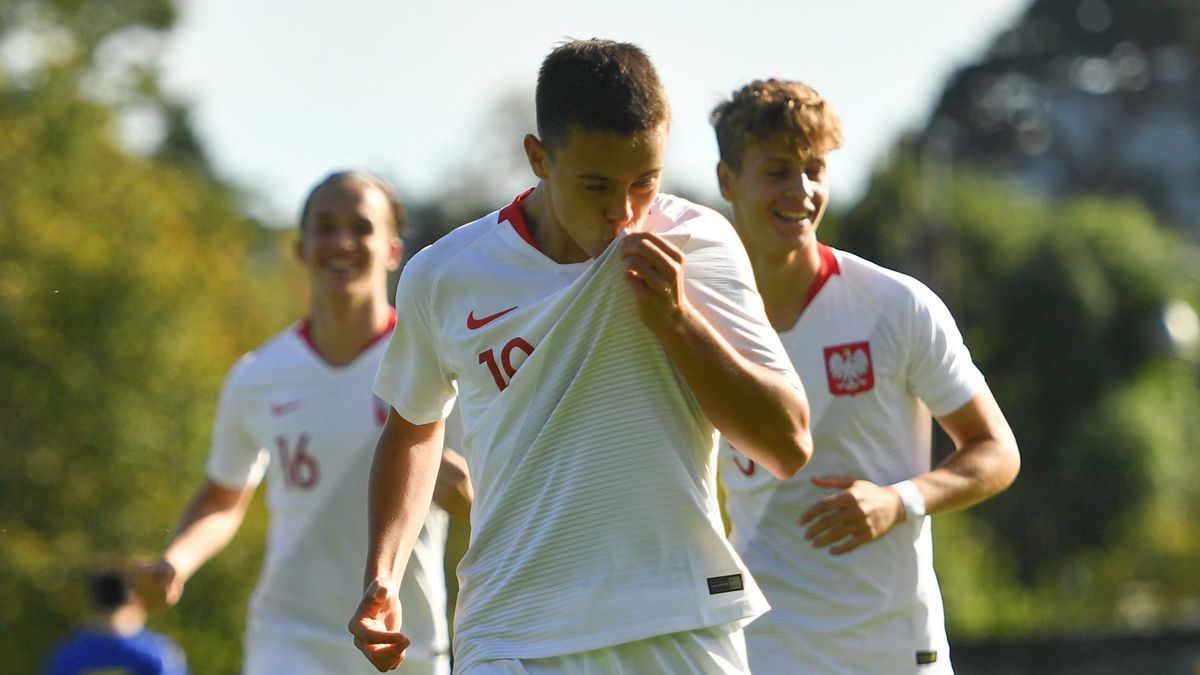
<box><xmin>824</xmin><ymin>341</ymin><xmax>874</xmax><ymax>396</ymax></box>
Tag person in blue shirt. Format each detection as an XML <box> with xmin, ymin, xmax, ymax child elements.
<box><xmin>42</xmin><ymin>568</ymin><xmax>188</xmax><ymax>675</ymax></box>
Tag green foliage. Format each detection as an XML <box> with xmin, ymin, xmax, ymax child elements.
<box><xmin>838</xmin><ymin>151</ymin><xmax>1200</xmax><ymax>635</ymax></box>
<box><xmin>0</xmin><ymin>58</ymin><xmax>295</xmax><ymax>675</ymax></box>
<box><xmin>2</xmin><ymin>0</ymin><xmax>174</xmax><ymax>59</ymax></box>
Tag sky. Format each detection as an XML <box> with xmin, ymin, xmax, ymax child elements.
<box><xmin>160</xmin><ymin>0</ymin><xmax>1031</xmax><ymax>225</ymax></box>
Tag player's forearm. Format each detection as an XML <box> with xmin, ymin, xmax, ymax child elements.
<box><xmin>916</xmin><ymin>434</ymin><xmax>1020</xmax><ymax>517</ymax></box>
<box><xmin>364</xmin><ymin>414</ymin><xmax>444</xmax><ymax>587</ymax></box>
<box><xmin>657</xmin><ymin>306</ymin><xmax>812</xmax><ymax>478</ymax></box>
<box><xmin>163</xmin><ymin>482</ymin><xmax>252</xmax><ymax>583</ymax></box>
<box><xmin>432</xmin><ymin>448</ymin><xmax>473</xmax><ymax>523</ymax></box>
<box><xmin>913</xmin><ymin>388</ymin><xmax>1020</xmax><ymax>517</ymax></box>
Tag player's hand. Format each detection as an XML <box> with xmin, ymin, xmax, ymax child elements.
<box><xmin>128</xmin><ymin>557</ymin><xmax>184</xmax><ymax>609</ymax></box>
<box><xmin>620</xmin><ymin>231</ymin><xmax>690</xmax><ymax>334</ymax></box>
<box><xmin>349</xmin><ymin>580</ymin><xmax>411</xmax><ymax>671</ymax></box>
<box><xmin>433</xmin><ymin>448</ymin><xmax>473</xmax><ymax>522</ymax></box>
<box><xmin>799</xmin><ymin>475</ymin><xmax>905</xmax><ymax>555</ymax></box>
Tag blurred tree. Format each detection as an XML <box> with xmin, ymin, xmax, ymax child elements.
<box><xmin>437</xmin><ymin>89</ymin><xmax>538</xmax><ymax>210</ymax></box>
<box><xmin>826</xmin><ymin>150</ymin><xmax>1200</xmax><ymax>635</ymax></box>
<box><xmin>916</xmin><ymin>0</ymin><xmax>1200</xmax><ymax>240</ymax></box>
<box><xmin>0</xmin><ymin>3</ymin><xmax>296</xmax><ymax>673</ymax></box>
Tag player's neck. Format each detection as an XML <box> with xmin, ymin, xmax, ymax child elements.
<box><xmin>521</xmin><ymin>185</ymin><xmax>590</xmax><ymax>264</ymax></box>
<box><xmin>750</xmin><ymin>240</ymin><xmax>822</xmax><ymax>332</ymax></box>
<box><xmin>99</xmin><ymin>604</ymin><xmax>146</xmax><ymax>638</ymax></box>
<box><xmin>306</xmin><ymin>292</ymin><xmax>392</xmax><ymax>366</ymax></box>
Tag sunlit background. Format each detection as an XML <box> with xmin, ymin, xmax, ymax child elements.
<box><xmin>2</xmin><ymin>0</ymin><xmax>1199</xmax><ymax>673</ymax></box>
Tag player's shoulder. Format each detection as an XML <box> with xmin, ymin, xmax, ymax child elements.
<box><xmin>833</xmin><ymin>249</ymin><xmax>960</xmax><ymax>336</ymax></box>
<box><xmin>404</xmin><ymin>207</ymin><xmax>503</xmax><ymax>282</ymax></box>
<box><xmin>651</xmin><ymin>192</ymin><xmax>732</xmax><ymax>231</ymax></box>
<box><xmin>222</xmin><ymin>323</ymin><xmax>307</xmax><ymax>387</ymax></box>
<box><xmin>834</xmin><ymin>249</ymin><xmax>942</xmax><ymax>306</ymax></box>
<box><xmin>117</xmin><ymin>629</ymin><xmax>186</xmax><ymax>672</ymax></box>
<box><xmin>649</xmin><ymin>192</ymin><xmax>740</xmax><ymax>251</ymax></box>
<box><xmin>133</xmin><ymin>627</ymin><xmax>185</xmax><ymax>654</ymax></box>
<box><xmin>652</xmin><ymin>192</ymin><xmax>725</xmax><ymax>221</ymax></box>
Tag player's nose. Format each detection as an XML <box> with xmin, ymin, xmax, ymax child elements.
<box><xmin>605</xmin><ymin>195</ymin><xmax>634</xmax><ymax>227</ymax></box>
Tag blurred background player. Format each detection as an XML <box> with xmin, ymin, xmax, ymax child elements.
<box><xmin>711</xmin><ymin>79</ymin><xmax>1020</xmax><ymax>674</ymax></box>
<box><xmin>42</xmin><ymin>566</ymin><xmax>188</xmax><ymax>675</ymax></box>
<box><xmin>134</xmin><ymin>171</ymin><xmax>471</xmax><ymax>675</ymax></box>
<box><xmin>349</xmin><ymin>40</ymin><xmax>811</xmax><ymax>673</ymax></box>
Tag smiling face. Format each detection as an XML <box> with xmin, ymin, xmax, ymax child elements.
<box><xmin>525</xmin><ymin>123</ymin><xmax>667</xmax><ymax>263</ymax></box>
<box><xmin>709</xmin><ymin>79</ymin><xmax>842</xmax><ymax>261</ymax></box>
<box><xmin>294</xmin><ymin>176</ymin><xmax>402</xmax><ymax>301</ymax></box>
<box><xmin>718</xmin><ymin>137</ymin><xmax>830</xmax><ymax>258</ymax></box>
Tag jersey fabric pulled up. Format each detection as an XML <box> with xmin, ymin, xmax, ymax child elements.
<box><xmin>719</xmin><ymin>245</ymin><xmax>984</xmax><ymax>674</ymax></box>
<box><xmin>207</xmin><ymin>315</ymin><xmax>449</xmax><ymax>673</ymax></box>
<box><xmin>376</xmin><ymin>190</ymin><xmax>799</xmax><ymax>672</ymax></box>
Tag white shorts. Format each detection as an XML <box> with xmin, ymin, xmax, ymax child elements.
<box><xmin>244</xmin><ymin>634</ymin><xmax>450</xmax><ymax>675</ymax></box>
<box><xmin>457</xmin><ymin>622</ymin><xmax>748</xmax><ymax>675</ymax></box>
<box><xmin>745</xmin><ymin>621</ymin><xmax>953</xmax><ymax>675</ymax></box>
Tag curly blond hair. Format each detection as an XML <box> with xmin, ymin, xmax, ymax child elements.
<box><xmin>711</xmin><ymin>79</ymin><xmax>843</xmax><ymax>170</ymax></box>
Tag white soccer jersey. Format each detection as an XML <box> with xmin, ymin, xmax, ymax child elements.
<box><xmin>375</xmin><ymin>190</ymin><xmax>799</xmax><ymax>672</ymax></box>
<box><xmin>207</xmin><ymin>314</ymin><xmax>449</xmax><ymax>672</ymax></box>
<box><xmin>719</xmin><ymin>245</ymin><xmax>984</xmax><ymax>674</ymax></box>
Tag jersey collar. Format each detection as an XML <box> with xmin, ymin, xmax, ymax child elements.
<box><xmin>499</xmin><ymin>188</ymin><xmax>541</xmax><ymax>251</ymax></box>
<box><xmin>800</xmin><ymin>244</ymin><xmax>840</xmax><ymax>314</ymax></box>
<box><xmin>297</xmin><ymin>306</ymin><xmax>397</xmax><ymax>364</ymax></box>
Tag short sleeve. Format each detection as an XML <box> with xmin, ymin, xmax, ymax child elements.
<box><xmin>905</xmin><ymin>283</ymin><xmax>985</xmax><ymax>417</ymax></box>
<box><xmin>205</xmin><ymin>354</ymin><xmax>269</xmax><ymax>488</ymax></box>
<box><xmin>442</xmin><ymin>403</ymin><xmax>466</xmax><ymax>453</ymax></box>
<box><xmin>374</xmin><ymin>249</ymin><xmax>458</xmax><ymax>424</ymax></box>
<box><xmin>679</xmin><ymin>213</ymin><xmax>802</xmax><ymax>389</ymax></box>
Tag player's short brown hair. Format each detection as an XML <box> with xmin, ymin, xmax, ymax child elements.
<box><xmin>710</xmin><ymin>79</ymin><xmax>843</xmax><ymax>171</ymax></box>
<box><xmin>299</xmin><ymin>170</ymin><xmax>407</xmax><ymax>236</ymax></box>
<box><xmin>535</xmin><ymin>39</ymin><xmax>671</xmax><ymax>152</ymax></box>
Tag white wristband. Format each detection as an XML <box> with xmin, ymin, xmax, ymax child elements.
<box><xmin>890</xmin><ymin>479</ymin><xmax>926</xmax><ymax>520</ymax></box>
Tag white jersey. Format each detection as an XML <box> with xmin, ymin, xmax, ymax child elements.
<box><xmin>719</xmin><ymin>245</ymin><xmax>984</xmax><ymax>675</ymax></box>
<box><xmin>207</xmin><ymin>315</ymin><xmax>449</xmax><ymax>670</ymax></box>
<box><xmin>375</xmin><ymin>190</ymin><xmax>799</xmax><ymax>672</ymax></box>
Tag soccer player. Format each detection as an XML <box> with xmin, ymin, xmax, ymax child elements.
<box><xmin>133</xmin><ymin>171</ymin><xmax>471</xmax><ymax>675</ymax></box>
<box><xmin>42</xmin><ymin>568</ymin><xmax>188</xmax><ymax>675</ymax></box>
<box><xmin>348</xmin><ymin>40</ymin><xmax>812</xmax><ymax>673</ymax></box>
<box><xmin>710</xmin><ymin>79</ymin><xmax>1021</xmax><ymax>674</ymax></box>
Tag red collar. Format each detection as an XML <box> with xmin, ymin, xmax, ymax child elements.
<box><xmin>800</xmin><ymin>244</ymin><xmax>840</xmax><ymax>312</ymax></box>
<box><xmin>298</xmin><ymin>307</ymin><xmax>397</xmax><ymax>362</ymax></box>
<box><xmin>498</xmin><ymin>188</ymin><xmax>540</xmax><ymax>251</ymax></box>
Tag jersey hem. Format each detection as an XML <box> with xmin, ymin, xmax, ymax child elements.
<box><xmin>452</xmin><ymin>604</ymin><xmax>764</xmax><ymax>673</ymax></box>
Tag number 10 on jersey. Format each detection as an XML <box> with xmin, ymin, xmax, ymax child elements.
<box><xmin>478</xmin><ymin>337</ymin><xmax>535</xmax><ymax>391</ymax></box>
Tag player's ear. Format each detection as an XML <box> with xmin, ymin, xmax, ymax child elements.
<box><xmin>293</xmin><ymin>235</ymin><xmax>307</xmax><ymax>264</ymax></box>
<box><xmin>524</xmin><ymin>134</ymin><xmax>550</xmax><ymax>180</ymax></box>
<box><xmin>716</xmin><ymin>161</ymin><xmax>737</xmax><ymax>202</ymax></box>
<box><xmin>386</xmin><ymin>237</ymin><xmax>403</xmax><ymax>271</ymax></box>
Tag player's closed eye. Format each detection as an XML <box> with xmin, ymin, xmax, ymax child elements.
<box><xmin>631</xmin><ymin>178</ymin><xmax>658</xmax><ymax>193</ymax></box>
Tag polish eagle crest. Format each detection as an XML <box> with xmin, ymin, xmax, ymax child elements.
<box><xmin>823</xmin><ymin>341</ymin><xmax>874</xmax><ymax>395</ymax></box>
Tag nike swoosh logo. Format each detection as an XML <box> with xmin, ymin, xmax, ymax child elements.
<box><xmin>269</xmin><ymin>399</ymin><xmax>304</xmax><ymax>416</ymax></box>
<box><xmin>467</xmin><ymin>306</ymin><xmax>517</xmax><ymax>330</ymax></box>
